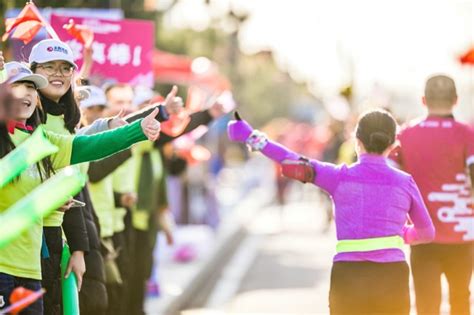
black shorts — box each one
[329,261,410,315]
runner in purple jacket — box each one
[228,109,435,315]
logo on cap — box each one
[46,46,68,54]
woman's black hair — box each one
[355,109,396,154]
[57,87,81,134]
[0,91,55,182]
[30,62,81,134]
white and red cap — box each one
[28,39,78,69]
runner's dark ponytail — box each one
[356,110,396,154]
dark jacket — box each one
[78,187,108,313]
[40,94,90,253]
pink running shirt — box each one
[391,115,474,243]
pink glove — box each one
[227,112,254,143]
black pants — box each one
[107,210,134,315]
[411,243,473,315]
[41,227,63,315]
[329,261,410,315]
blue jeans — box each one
[0,272,43,315]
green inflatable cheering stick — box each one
[0,126,58,188]
[0,167,86,248]
[61,243,80,315]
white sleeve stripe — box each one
[466,155,474,166]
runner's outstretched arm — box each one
[228,112,342,194]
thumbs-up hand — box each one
[227,111,254,143]
[108,108,128,129]
[141,107,161,141]
[163,85,183,115]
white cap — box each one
[29,39,78,69]
[78,86,108,109]
[5,61,48,89]
[133,86,154,107]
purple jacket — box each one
[262,140,435,263]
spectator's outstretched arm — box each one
[125,104,169,123]
[77,108,128,136]
[86,108,213,182]
[125,85,181,123]
[70,109,160,164]
[77,118,109,135]
[88,149,132,183]
[78,45,93,81]
[154,109,214,147]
